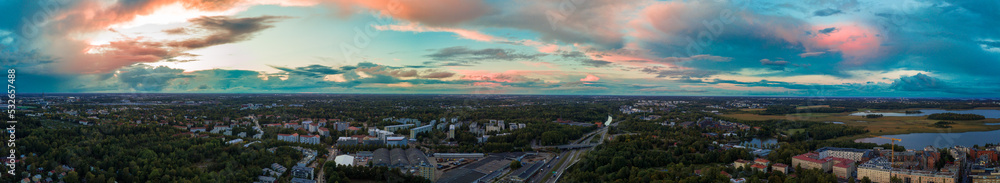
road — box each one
[315,148,338,183]
[533,115,616,183]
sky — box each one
[1,0,999,97]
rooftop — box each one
[793,152,830,164]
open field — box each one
[722,111,1000,138]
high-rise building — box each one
[448,125,456,139]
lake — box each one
[849,109,1000,119]
[854,129,1000,148]
[986,123,1000,126]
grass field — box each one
[722,111,1000,138]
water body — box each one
[986,123,1000,126]
[849,109,1000,119]
[854,129,1000,148]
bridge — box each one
[555,144,596,150]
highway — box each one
[532,115,616,183]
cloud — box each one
[271,64,349,77]
[759,59,789,66]
[979,40,1000,50]
[166,15,289,49]
[798,51,825,57]
[890,73,945,91]
[813,8,842,16]
[387,70,418,77]
[641,66,719,78]
[580,74,600,82]
[373,22,500,42]
[115,64,191,91]
[580,59,612,67]
[817,27,838,35]
[637,88,708,93]
[469,0,645,48]
[472,82,504,88]
[582,47,732,67]
[421,71,456,78]
[426,46,545,64]
[458,71,542,83]
[59,15,288,73]
[331,0,490,26]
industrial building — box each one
[335,155,355,166]
[369,148,435,181]
[505,160,546,182]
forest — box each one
[927,113,986,120]
[2,118,316,183]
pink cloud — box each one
[373,23,500,42]
[331,0,489,26]
[454,69,579,83]
[520,61,557,69]
[386,82,415,87]
[460,73,539,83]
[580,74,600,82]
[42,0,489,73]
[471,82,503,88]
[808,24,883,65]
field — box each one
[722,109,1000,138]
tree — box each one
[539,131,567,145]
[510,160,523,169]
[64,171,80,183]
[860,177,872,183]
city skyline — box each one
[3,0,1000,97]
